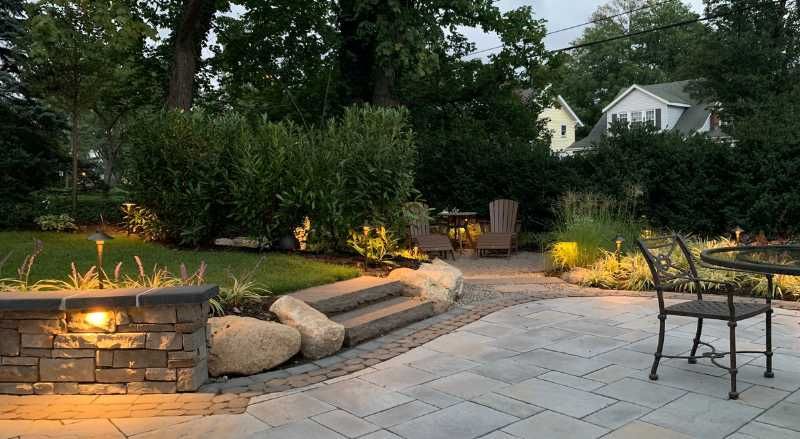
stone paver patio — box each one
[2,264,800,438]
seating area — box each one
[410,199,522,259]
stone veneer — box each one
[0,285,216,395]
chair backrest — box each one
[489,199,519,234]
[405,202,430,237]
[637,234,702,309]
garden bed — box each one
[0,231,360,296]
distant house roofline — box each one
[557,95,584,127]
[601,84,692,113]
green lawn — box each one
[0,231,360,294]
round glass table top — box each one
[700,246,800,276]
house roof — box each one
[517,89,583,127]
[572,80,721,150]
[556,95,584,127]
[601,80,694,113]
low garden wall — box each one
[0,285,217,395]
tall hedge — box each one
[124,106,416,249]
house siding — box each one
[606,89,671,129]
[666,106,684,130]
[539,106,578,152]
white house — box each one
[568,80,725,154]
[538,95,584,153]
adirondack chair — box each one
[406,203,456,260]
[476,199,519,257]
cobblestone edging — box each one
[0,276,796,420]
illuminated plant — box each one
[348,226,399,267]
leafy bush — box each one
[565,124,800,237]
[548,192,643,269]
[121,205,165,241]
[34,191,125,225]
[347,226,399,266]
[34,214,77,232]
[125,106,416,249]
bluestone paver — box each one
[389,401,517,439]
[502,410,608,439]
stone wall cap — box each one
[0,285,219,311]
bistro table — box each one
[439,210,478,253]
[701,245,800,299]
[700,245,800,380]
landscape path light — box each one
[87,229,114,289]
[614,235,625,263]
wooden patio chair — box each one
[406,203,455,260]
[476,199,519,257]
[638,234,773,399]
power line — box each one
[550,0,792,53]
[464,0,678,58]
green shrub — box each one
[35,191,125,225]
[124,105,417,250]
[34,214,77,232]
[347,226,399,266]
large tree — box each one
[694,0,800,144]
[165,0,222,110]
[0,0,66,227]
[557,0,708,132]
[24,0,152,213]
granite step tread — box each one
[331,296,436,346]
[288,276,402,315]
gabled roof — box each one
[601,80,694,113]
[556,95,584,127]
[571,80,725,150]
[517,89,584,127]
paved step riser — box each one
[313,283,401,314]
[341,301,436,347]
[290,277,403,315]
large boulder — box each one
[207,316,300,377]
[389,259,463,312]
[270,296,345,360]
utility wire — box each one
[464,0,678,58]
[465,0,790,58]
[550,0,792,53]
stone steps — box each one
[289,276,402,315]
[331,296,436,346]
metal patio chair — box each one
[406,203,456,260]
[637,234,773,399]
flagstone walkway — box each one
[3,271,800,438]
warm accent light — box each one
[734,226,744,246]
[85,311,110,327]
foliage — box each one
[32,191,125,226]
[567,123,800,236]
[209,258,271,316]
[23,0,155,213]
[548,192,643,269]
[348,226,399,266]
[125,105,417,250]
[122,205,165,242]
[0,0,67,229]
[0,231,359,295]
[577,235,800,300]
[34,214,77,232]
[550,241,580,271]
[556,0,708,132]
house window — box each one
[630,111,643,124]
[616,112,628,124]
[645,109,656,125]
[561,124,567,137]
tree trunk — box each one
[372,65,396,106]
[70,109,80,216]
[338,0,377,104]
[166,0,216,110]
